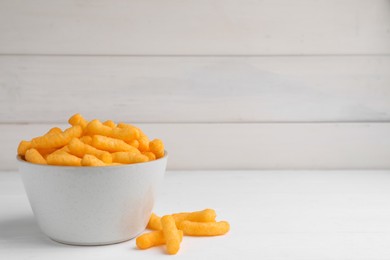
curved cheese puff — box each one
[17,140,31,156]
[111,126,139,142]
[147,213,162,230]
[161,215,181,255]
[85,119,112,136]
[46,151,81,166]
[136,230,183,250]
[172,209,216,226]
[19,128,63,156]
[92,135,140,153]
[68,138,112,163]
[25,148,47,165]
[31,125,82,149]
[138,132,150,152]
[149,139,164,159]
[111,152,148,164]
[179,221,230,236]
[68,113,88,129]
[118,123,148,150]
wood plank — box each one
[0,0,389,55]
[0,55,389,123]
[4,123,390,170]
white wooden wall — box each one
[1,0,389,170]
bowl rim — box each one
[17,150,168,169]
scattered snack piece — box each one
[139,209,229,255]
[179,221,230,236]
[161,215,181,255]
[172,209,216,226]
[25,148,47,165]
[17,114,165,166]
[147,213,163,230]
[148,209,217,231]
[136,230,183,250]
[81,154,106,166]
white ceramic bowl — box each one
[17,152,167,246]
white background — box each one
[1,0,390,170]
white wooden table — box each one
[1,170,390,259]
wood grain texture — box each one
[0,0,389,55]
[1,55,389,123]
[4,123,390,170]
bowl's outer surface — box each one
[17,154,167,245]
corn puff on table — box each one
[1,170,390,259]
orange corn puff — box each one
[81,154,106,166]
[136,230,183,250]
[36,147,58,157]
[161,215,181,255]
[68,138,112,163]
[142,152,156,161]
[85,119,112,136]
[25,148,47,165]
[31,125,82,149]
[179,221,230,236]
[111,126,139,142]
[149,139,164,159]
[79,136,92,145]
[111,152,148,164]
[46,151,81,166]
[137,132,150,152]
[147,213,162,230]
[127,139,139,148]
[172,209,216,226]
[17,140,31,156]
[45,127,62,135]
[92,135,140,153]
[68,113,88,129]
